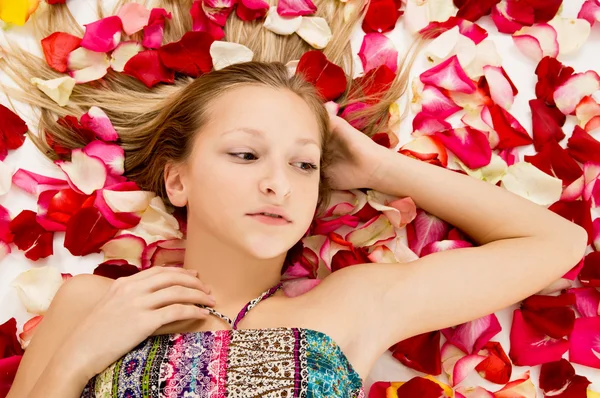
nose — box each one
[259,162,291,201]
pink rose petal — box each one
[277,0,317,17]
[483,65,515,110]
[415,83,463,119]
[452,354,487,386]
[80,15,123,53]
[435,127,492,169]
[512,23,559,62]
[358,32,398,74]
[578,0,600,26]
[116,3,151,35]
[82,140,124,176]
[566,286,600,318]
[12,169,69,196]
[142,8,172,49]
[412,112,453,136]
[447,314,502,354]
[420,55,476,94]
[554,71,600,115]
[190,1,225,40]
[281,278,321,297]
[80,106,118,142]
[568,316,600,368]
[55,148,108,195]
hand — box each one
[323,112,390,191]
[61,266,215,381]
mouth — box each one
[247,213,292,224]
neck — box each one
[182,226,286,307]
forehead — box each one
[201,85,322,145]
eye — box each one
[229,152,257,161]
[294,162,319,172]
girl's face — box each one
[165,85,323,259]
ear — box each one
[164,161,188,207]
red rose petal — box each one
[362,0,402,34]
[277,0,317,17]
[548,199,593,246]
[123,50,175,88]
[235,0,269,21]
[158,31,214,78]
[295,50,347,101]
[420,17,488,44]
[94,260,141,279]
[535,56,574,106]
[0,318,24,357]
[8,210,54,261]
[580,251,600,287]
[142,8,172,49]
[420,55,476,94]
[0,355,22,398]
[64,206,119,256]
[488,104,533,149]
[435,127,492,169]
[349,65,396,105]
[389,331,442,375]
[568,316,600,368]
[0,104,28,161]
[40,32,82,73]
[454,0,501,22]
[529,99,566,152]
[524,140,582,188]
[358,32,398,74]
[57,115,96,143]
[567,125,600,164]
[190,0,225,40]
[475,341,512,384]
[524,0,563,23]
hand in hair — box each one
[323,113,390,191]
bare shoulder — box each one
[7,273,112,398]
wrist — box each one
[366,147,397,192]
[51,344,94,385]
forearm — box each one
[27,348,90,398]
[371,150,587,247]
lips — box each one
[248,207,292,222]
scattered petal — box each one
[142,8,172,48]
[158,31,214,77]
[209,41,253,71]
[420,55,476,94]
[12,169,69,195]
[123,50,175,88]
[277,0,316,17]
[101,234,146,268]
[296,50,347,101]
[529,99,565,152]
[578,0,600,26]
[190,0,225,40]
[0,104,28,161]
[512,23,559,62]
[362,0,402,34]
[424,26,477,68]
[358,32,398,74]
[64,206,119,256]
[567,125,600,164]
[548,16,591,56]
[116,3,150,36]
[110,41,143,73]
[30,76,76,107]
[80,106,119,142]
[296,16,332,49]
[55,148,108,195]
[263,6,302,35]
[554,71,600,116]
[8,210,54,261]
[390,331,442,375]
[500,161,563,206]
[41,32,82,73]
[482,65,515,110]
[435,127,492,169]
[569,316,600,368]
[463,39,502,78]
[142,238,186,269]
[11,266,63,314]
[119,196,183,244]
[67,47,111,84]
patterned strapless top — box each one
[80,283,365,397]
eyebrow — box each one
[221,127,320,148]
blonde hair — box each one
[0,0,422,216]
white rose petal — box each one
[209,41,254,71]
[30,76,76,107]
[296,17,332,49]
[11,266,64,315]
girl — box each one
[2,0,587,397]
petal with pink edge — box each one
[483,65,514,110]
[10,266,64,315]
[501,162,562,206]
[548,16,591,55]
[463,39,502,78]
[277,0,317,17]
[411,79,462,119]
[142,8,172,49]
[101,234,146,268]
[55,148,108,195]
[412,112,452,136]
[83,140,125,176]
[116,3,150,35]
[578,0,600,26]
[142,239,186,269]
[567,286,600,318]
[493,370,537,397]
[67,47,110,84]
[425,26,476,68]
[454,154,507,185]
[80,106,119,142]
[358,32,398,74]
[569,316,600,368]
[420,55,476,94]
[263,6,302,35]
[576,96,600,129]
[366,190,417,229]
[434,127,492,169]
[120,196,183,244]
[80,15,123,53]
[30,76,76,107]
[345,214,395,247]
[554,71,600,115]
[448,314,502,354]
[512,23,559,62]
[451,354,487,386]
[12,169,69,196]
[110,41,143,72]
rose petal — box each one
[569,316,600,368]
[488,104,533,149]
[277,0,316,17]
[110,41,143,73]
[358,32,398,74]
[493,370,537,397]
[366,191,417,229]
[142,8,172,48]
[263,6,302,35]
[420,55,477,93]
[567,125,600,164]
[0,104,28,161]
[535,56,574,106]
[463,39,502,78]
[94,260,140,279]
[500,162,563,206]
[80,15,123,53]
[116,3,150,35]
[424,26,477,68]
[405,208,450,257]
[578,0,600,26]
[37,188,89,231]
[390,332,442,375]
[41,32,82,73]
[64,206,119,256]
[491,0,533,34]
[101,234,146,268]
[567,286,600,318]
[209,41,253,71]
[190,0,225,40]
[119,196,183,244]
[0,0,40,25]
[419,16,489,45]
[435,127,492,169]
[451,354,487,386]
[30,76,76,107]
[412,112,453,136]
[67,47,110,84]
[554,71,600,115]
[11,266,63,314]
[235,0,269,21]
[295,16,332,49]
[404,0,431,34]
[158,31,214,77]
[18,315,43,350]
[8,210,54,261]
[455,0,500,22]
[529,99,566,152]
[141,238,186,269]
[55,148,108,195]
[474,341,513,384]
[482,65,515,110]
[80,106,119,142]
[512,23,559,62]
[362,0,402,34]
[454,152,508,185]
[548,16,591,56]
[345,214,395,247]
[123,49,175,88]
[11,169,69,196]
[447,314,502,355]
[398,134,449,168]
[296,50,347,101]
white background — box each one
[0,0,599,394]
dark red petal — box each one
[158,31,214,77]
[389,331,442,375]
[535,56,574,106]
[56,115,96,144]
[0,355,22,398]
[0,104,28,160]
[580,252,600,287]
[420,16,488,44]
[521,306,575,339]
[529,99,565,152]
[0,318,24,357]
[539,358,576,392]
[64,207,119,256]
[8,210,54,261]
[235,0,268,21]
[361,0,401,34]
[523,0,563,23]
[524,140,582,188]
[548,200,593,246]
[331,247,370,272]
[371,132,391,148]
[454,0,501,22]
[311,214,359,235]
[190,1,225,40]
[349,65,396,105]
[41,188,89,226]
[41,32,82,73]
[296,50,347,101]
[489,104,533,149]
[567,125,600,164]
[46,0,66,4]
[394,376,446,397]
[475,341,512,384]
[94,260,140,279]
[123,50,175,88]
[352,202,380,223]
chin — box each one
[242,235,298,260]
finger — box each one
[146,285,216,309]
[125,265,195,283]
[140,272,212,296]
[152,304,210,328]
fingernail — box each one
[208,296,216,304]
